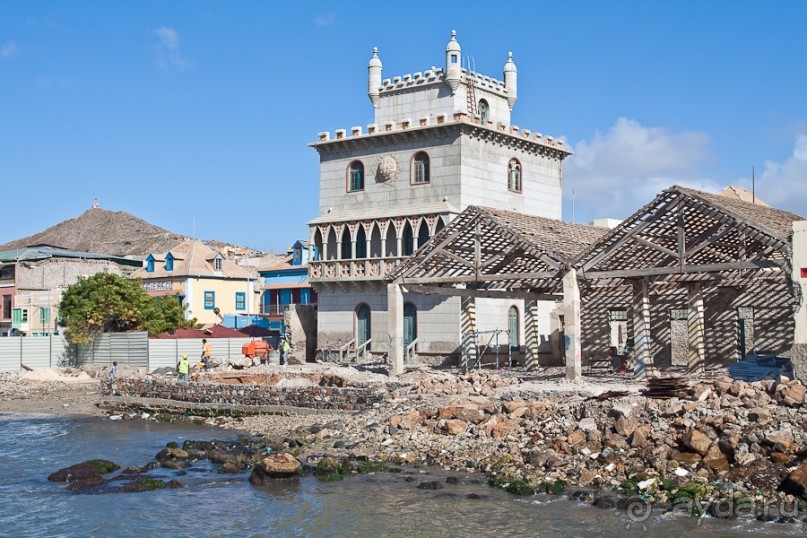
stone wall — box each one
[284,304,317,363]
[17,259,123,290]
[103,378,407,413]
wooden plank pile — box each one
[641,377,690,399]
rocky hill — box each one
[0,208,192,257]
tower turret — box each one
[368,47,383,108]
[503,51,518,110]
[445,30,462,93]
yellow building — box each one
[132,240,258,326]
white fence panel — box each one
[0,338,21,372]
[20,338,53,369]
[148,340,179,371]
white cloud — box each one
[1,41,19,59]
[153,27,187,70]
[565,117,719,222]
[754,135,807,217]
[313,11,338,26]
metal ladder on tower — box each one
[465,55,477,116]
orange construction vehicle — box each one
[242,340,272,365]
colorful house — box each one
[132,239,258,327]
[0,244,141,336]
[259,240,317,334]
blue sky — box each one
[2,1,806,253]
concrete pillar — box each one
[687,283,706,374]
[380,237,387,257]
[524,299,540,370]
[632,279,651,379]
[461,296,477,371]
[790,221,807,380]
[387,282,404,375]
[351,240,357,260]
[562,269,582,381]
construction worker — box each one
[201,338,212,370]
[177,355,189,382]
[279,337,291,366]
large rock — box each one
[701,445,729,472]
[671,451,702,466]
[780,382,806,407]
[765,428,794,448]
[779,462,807,497]
[399,411,422,430]
[685,429,712,456]
[614,417,637,437]
[728,458,788,491]
[444,419,468,435]
[748,407,772,424]
[250,453,302,484]
[490,417,519,439]
[48,459,119,482]
[438,405,485,424]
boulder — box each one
[399,411,422,430]
[614,417,637,437]
[780,382,806,407]
[684,429,712,456]
[701,445,730,472]
[438,405,485,424]
[48,460,119,482]
[748,408,772,424]
[727,458,787,491]
[671,451,702,466]
[250,453,302,484]
[444,419,467,435]
[764,428,794,447]
[491,418,519,439]
[567,430,586,446]
[779,462,807,497]
[120,476,167,492]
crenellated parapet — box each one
[312,115,571,159]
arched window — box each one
[340,229,352,259]
[402,222,415,256]
[348,161,364,192]
[508,158,522,193]
[356,226,367,258]
[165,253,174,271]
[508,306,519,349]
[412,152,430,184]
[416,221,430,249]
[313,229,324,261]
[478,99,489,124]
[146,255,155,273]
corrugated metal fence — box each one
[0,333,253,373]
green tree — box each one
[139,296,195,336]
[59,272,195,344]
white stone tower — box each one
[368,47,382,108]
[503,52,518,110]
[445,30,462,93]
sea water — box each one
[0,413,802,537]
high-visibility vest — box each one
[178,359,189,374]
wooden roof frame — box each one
[574,185,804,287]
[389,186,804,298]
[389,206,604,298]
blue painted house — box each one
[259,241,317,334]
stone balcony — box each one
[309,256,406,282]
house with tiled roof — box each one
[132,239,258,326]
[258,240,317,335]
[0,244,142,336]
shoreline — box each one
[5,366,807,523]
